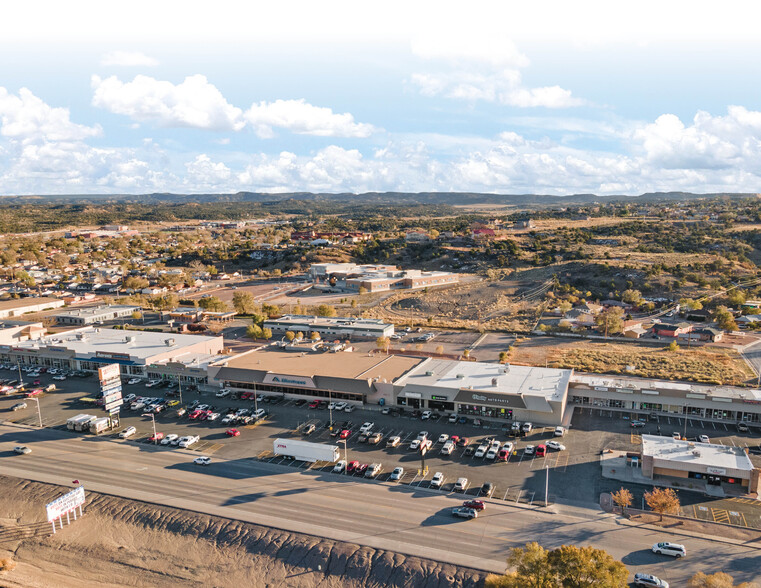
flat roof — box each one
[642,434,755,472]
[572,373,761,402]
[53,305,139,318]
[266,315,391,328]
[12,327,221,361]
[221,348,424,382]
[400,360,572,400]
[0,297,62,311]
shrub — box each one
[0,558,17,572]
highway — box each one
[1,424,760,585]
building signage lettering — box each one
[263,373,316,389]
[742,399,761,405]
[593,386,608,392]
[98,363,121,383]
[615,388,634,394]
[706,467,727,476]
[641,389,659,395]
[453,388,526,409]
[430,395,449,401]
[96,351,131,361]
[686,394,706,399]
[45,486,85,522]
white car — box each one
[486,445,500,460]
[633,573,670,588]
[554,426,566,437]
[474,444,488,458]
[332,460,346,473]
[344,405,355,412]
[161,433,179,445]
[178,435,200,448]
[698,434,710,443]
[11,402,27,411]
[416,431,429,440]
[207,412,220,421]
[522,422,533,433]
[546,441,566,451]
[334,402,347,411]
[130,402,145,411]
[123,393,137,403]
[524,445,535,456]
[386,436,401,448]
[672,432,681,440]
[454,477,468,492]
[421,410,432,420]
[365,463,382,478]
[359,422,374,434]
[437,433,449,444]
[216,389,230,398]
[448,413,458,423]
[145,379,161,388]
[14,446,32,455]
[127,378,142,385]
[52,375,66,381]
[390,467,404,481]
[440,440,455,455]
[430,472,445,488]
[194,456,211,466]
[409,439,421,451]
[328,402,337,410]
[119,426,137,439]
[651,542,686,558]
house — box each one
[577,302,603,315]
[405,230,430,243]
[564,309,597,326]
[652,322,692,338]
[684,308,712,322]
[513,219,534,229]
[471,228,496,240]
[681,327,724,342]
[623,325,649,339]
[737,315,761,328]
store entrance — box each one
[429,400,454,411]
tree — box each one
[611,487,633,516]
[262,303,280,318]
[50,252,69,270]
[462,349,471,359]
[315,304,337,317]
[621,289,642,305]
[727,290,747,307]
[715,306,738,331]
[688,571,760,588]
[643,487,681,521]
[131,311,143,321]
[285,330,296,342]
[262,327,272,340]
[350,299,358,308]
[358,286,368,295]
[595,307,624,337]
[124,276,149,291]
[197,296,228,312]
[499,351,508,364]
[666,340,679,352]
[485,542,628,588]
[232,291,257,315]
[435,345,445,355]
[376,336,390,353]
[310,331,321,341]
[246,324,263,339]
[679,297,703,311]
[295,331,304,341]
[558,300,573,313]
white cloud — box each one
[184,154,232,188]
[91,74,245,131]
[0,87,102,143]
[243,99,376,138]
[100,50,159,67]
[412,34,529,68]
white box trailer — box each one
[67,414,94,430]
[273,438,340,463]
[89,417,111,434]
[75,415,98,431]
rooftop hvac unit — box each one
[425,371,434,376]
[692,450,701,457]
[456,374,464,379]
[491,377,498,386]
[164,338,175,347]
[125,336,135,344]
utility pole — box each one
[178,377,183,406]
[142,413,157,443]
[31,397,42,428]
[341,439,348,472]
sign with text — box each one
[98,363,121,383]
[453,389,527,409]
[46,486,85,522]
[263,373,316,389]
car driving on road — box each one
[633,573,669,588]
[451,507,477,519]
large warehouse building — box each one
[0,327,224,379]
[53,305,141,326]
[641,434,760,493]
[263,315,394,339]
[0,297,64,319]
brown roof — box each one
[0,297,62,311]
[223,349,424,382]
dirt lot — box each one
[509,338,755,385]
[0,476,484,588]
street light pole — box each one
[545,464,550,506]
[31,397,42,428]
[142,413,157,443]
[342,439,348,473]
[178,377,183,406]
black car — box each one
[317,401,328,409]
[294,399,306,407]
[411,409,422,418]
[479,482,494,497]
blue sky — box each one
[1,1,760,196]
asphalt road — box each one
[2,424,760,586]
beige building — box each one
[0,297,64,319]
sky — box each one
[1,0,761,196]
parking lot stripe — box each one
[712,422,717,429]
[712,508,730,524]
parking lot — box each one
[3,367,761,526]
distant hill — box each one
[0,191,757,206]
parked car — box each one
[451,507,478,519]
[454,477,468,492]
[11,402,27,411]
[386,436,401,448]
[633,573,670,588]
[389,467,404,481]
[738,422,749,432]
[193,456,212,466]
[161,434,179,445]
[437,433,449,444]
[698,434,710,443]
[546,441,566,451]
[127,378,142,385]
[302,423,316,435]
[524,445,535,456]
[332,460,346,473]
[226,428,241,437]
[178,435,200,448]
[631,420,646,428]
[368,432,383,444]
[448,413,458,423]
[457,436,469,447]
[440,440,455,455]
[359,422,374,434]
[409,439,422,451]
[344,404,355,412]
[474,444,488,458]
[480,482,494,497]
[536,444,547,457]
[365,463,382,478]
[119,426,137,439]
[148,432,165,442]
[430,472,444,488]
[339,429,351,440]
[421,410,432,420]
[554,426,565,437]
[651,542,686,558]
[671,432,681,440]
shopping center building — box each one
[641,434,760,493]
[0,327,224,379]
[569,373,761,424]
[263,315,394,340]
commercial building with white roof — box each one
[569,373,761,424]
[394,360,573,424]
[263,315,394,339]
[0,327,224,380]
[641,434,759,493]
[52,305,140,326]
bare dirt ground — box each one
[0,476,484,588]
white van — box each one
[651,542,686,558]
[252,408,266,420]
[454,477,468,492]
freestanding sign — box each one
[45,486,86,533]
[98,363,122,419]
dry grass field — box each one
[510,339,755,385]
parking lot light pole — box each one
[142,413,157,444]
[30,397,42,428]
[341,439,348,473]
[178,377,183,406]
[544,464,550,506]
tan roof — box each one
[0,297,62,311]
[224,349,424,382]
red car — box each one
[189,409,203,420]
[226,428,240,437]
[241,391,254,400]
[346,460,359,473]
[498,449,510,462]
[536,444,547,457]
[339,429,351,439]
[308,400,320,409]
[356,463,368,475]
[463,500,485,511]
[148,432,165,442]
[33,379,41,385]
[25,389,42,398]
[450,435,460,444]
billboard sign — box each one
[98,363,121,383]
[46,486,86,522]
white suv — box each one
[359,422,374,434]
[454,477,468,492]
[430,472,444,488]
[651,542,686,558]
